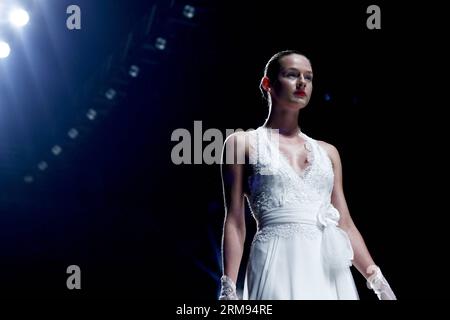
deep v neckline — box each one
[260,126,315,179]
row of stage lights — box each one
[22,3,199,184]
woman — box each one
[219,50,396,300]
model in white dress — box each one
[242,126,358,299]
[219,51,396,301]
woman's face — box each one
[270,54,313,110]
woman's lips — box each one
[294,91,306,97]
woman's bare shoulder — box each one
[317,140,340,163]
[223,129,256,160]
[224,130,251,145]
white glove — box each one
[366,265,397,300]
[218,275,238,300]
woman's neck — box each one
[263,107,301,137]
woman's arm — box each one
[320,142,376,278]
[220,132,248,295]
[320,141,396,299]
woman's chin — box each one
[289,100,308,110]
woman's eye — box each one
[287,73,298,78]
[305,75,313,81]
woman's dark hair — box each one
[260,50,310,100]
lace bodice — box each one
[244,127,353,268]
[246,126,335,224]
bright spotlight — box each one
[0,41,11,59]
[9,8,30,28]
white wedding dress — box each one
[242,126,359,300]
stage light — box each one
[24,175,34,183]
[155,37,166,50]
[105,88,116,100]
[0,41,11,59]
[324,93,331,101]
[129,65,140,78]
[37,161,48,171]
[51,145,62,156]
[86,109,97,120]
[9,8,30,28]
[183,5,195,19]
[68,128,79,139]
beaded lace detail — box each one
[252,223,322,244]
[246,126,335,241]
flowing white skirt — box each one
[242,224,359,300]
